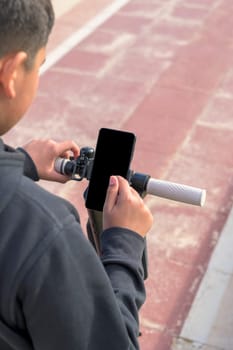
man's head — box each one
[0,0,54,69]
[0,0,55,135]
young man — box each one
[0,1,153,349]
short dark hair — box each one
[0,0,55,68]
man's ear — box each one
[0,52,27,99]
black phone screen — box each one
[85,128,136,211]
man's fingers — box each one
[56,140,80,158]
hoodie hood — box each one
[0,139,25,214]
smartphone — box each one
[85,128,136,211]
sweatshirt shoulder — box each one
[20,175,79,220]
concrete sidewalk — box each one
[5,0,233,349]
[173,205,233,349]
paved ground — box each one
[173,206,233,350]
[4,0,233,349]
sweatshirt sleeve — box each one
[18,221,146,350]
[101,228,146,345]
[3,143,39,181]
[17,147,39,181]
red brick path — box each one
[5,0,233,349]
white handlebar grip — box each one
[54,157,67,174]
[147,178,206,206]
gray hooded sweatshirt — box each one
[0,138,146,350]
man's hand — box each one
[103,176,153,237]
[22,139,80,183]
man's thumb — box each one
[104,176,119,211]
